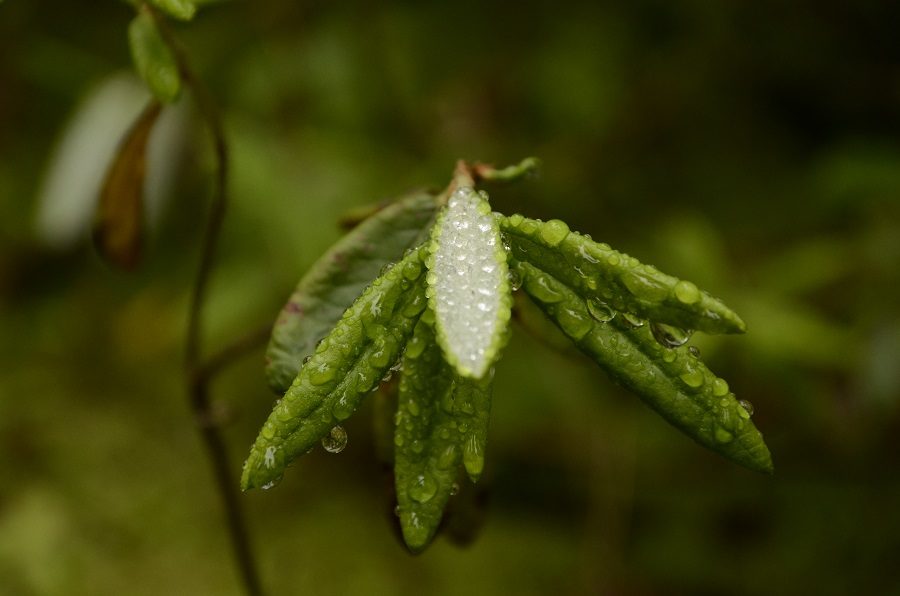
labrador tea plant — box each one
[242,164,773,553]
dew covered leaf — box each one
[500,214,746,335]
[92,101,162,270]
[128,11,181,103]
[242,247,430,491]
[515,259,772,474]
[266,191,439,393]
[394,317,494,552]
[426,187,512,379]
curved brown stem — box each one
[142,5,264,595]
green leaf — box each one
[128,12,181,104]
[425,187,512,379]
[266,191,439,393]
[394,317,494,552]
[148,0,197,21]
[500,214,746,335]
[242,247,430,491]
[515,259,773,474]
[92,101,161,270]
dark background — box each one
[2,1,899,594]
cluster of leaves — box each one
[243,161,773,553]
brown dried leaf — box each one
[92,101,162,270]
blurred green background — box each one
[2,1,900,594]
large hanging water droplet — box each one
[408,474,438,503]
[650,322,692,348]
[586,298,616,323]
[738,399,754,416]
[321,425,348,453]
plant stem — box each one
[143,5,264,595]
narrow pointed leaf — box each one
[148,0,197,21]
[500,215,746,334]
[266,191,439,393]
[394,318,495,551]
[515,259,772,474]
[394,319,459,552]
[128,11,181,103]
[426,187,512,379]
[456,374,492,483]
[242,248,429,490]
[92,101,161,270]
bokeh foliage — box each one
[1,0,899,594]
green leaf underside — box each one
[426,188,512,379]
[128,12,181,104]
[148,0,197,21]
[499,215,746,335]
[514,259,772,474]
[242,247,430,491]
[266,191,439,393]
[395,318,493,552]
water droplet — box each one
[507,213,524,227]
[539,219,570,246]
[619,312,645,329]
[523,272,564,303]
[463,434,485,478]
[714,427,734,444]
[302,355,312,365]
[379,262,394,277]
[393,504,401,517]
[688,346,701,358]
[508,268,523,291]
[408,474,438,503]
[650,322,692,348]
[262,446,276,470]
[261,480,277,490]
[332,392,355,421]
[622,269,669,302]
[308,361,336,385]
[586,298,616,323]
[321,425,348,453]
[437,444,458,469]
[738,399,754,416]
[673,280,700,304]
[679,369,704,389]
[450,482,460,496]
[712,378,729,397]
[403,260,422,281]
[556,306,594,340]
